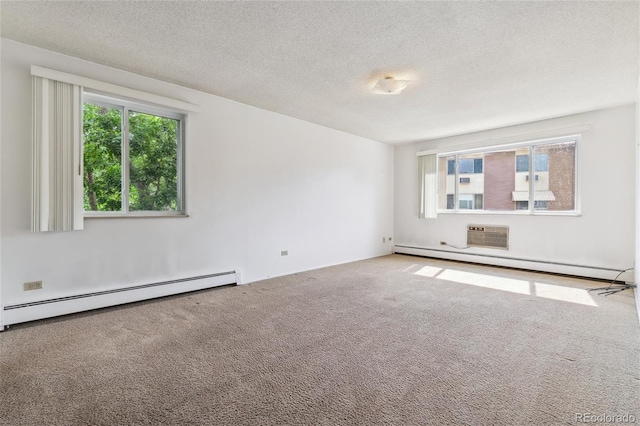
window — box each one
[83,93,185,215]
[474,194,484,209]
[439,153,485,211]
[450,158,483,174]
[459,159,474,174]
[515,153,549,172]
[459,194,473,209]
[447,160,455,175]
[535,200,549,210]
[434,136,577,214]
[446,194,455,210]
[516,201,549,210]
[458,194,484,210]
[516,155,529,172]
[31,66,197,231]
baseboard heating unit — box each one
[2,271,238,328]
[393,245,632,283]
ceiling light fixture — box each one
[373,76,410,95]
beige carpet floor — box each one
[1,254,638,425]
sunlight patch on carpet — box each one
[534,282,598,306]
[437,269,530,295]
[413,265,443,277]
[413,265,599,306]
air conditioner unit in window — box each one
[467,225,509,249]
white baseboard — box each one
[2,271,238,328]
[393,245,632,282]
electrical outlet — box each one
[24,280,43,291]
[383,237,386,243]
[281,250,288,256]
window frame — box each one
[83,90,187,217]
[436,134,580,216]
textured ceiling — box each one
[1,1,638,144]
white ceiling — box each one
[1,1,638,144]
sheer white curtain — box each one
[418,154,437,219]
[32,75,84,232]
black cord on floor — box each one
[588,267,636,296]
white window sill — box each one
[84,213,190,219]
[436,210,581,217]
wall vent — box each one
[467,225,509,250]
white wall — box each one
[0,39,394,320]
[0,39,3,321]
[636,74,640,323]
[395,105,636,281]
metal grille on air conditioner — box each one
[467,225,509,249]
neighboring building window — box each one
[83,93,185,215]
[515,153,549,172]
[516,201,550,210]
[446,194,454,210]
[515,155,529,172]
[455,158,484,174]
[459,194,474,209]
[534,200,549,210]
[474,194,484,209]
[459,159,474,174]
[458,194,484,210]
[436,136,577,213]
[448,158,483,174]
[535,154,549,172]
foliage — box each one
[83,104,122,211]
[129,111,178,211]
[83,104,179,212]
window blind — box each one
[418,154,437,219]
[32,75,84,232]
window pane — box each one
[459,158,474,174]
[439,156,455,209]
[508,147,532,211]
[128,111,180,211]
[474,158,483,173]
[516,155,529,172]
[534,153,549,172]
[459,194,473,209]
[533,141,576,211]
[459,153,484,209]
[447,159,455,175]
[83,103,123,212]
[534,200,548,210]
[474,194,483,209]
[482,148,528,211]
[446,194,454,209]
